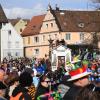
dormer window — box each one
[33,25,36,28]
[51,23,53,27]
[78,23,85,28]
[46,24,48,28]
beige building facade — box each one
[22,6,100,58]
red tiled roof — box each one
[53,10,100,32]
[0,4,8,23]
[21,14,45,37]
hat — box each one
[19,72,33,87]
[71,55,81,64]
[67,62,91,81]
[0,81,7,89]
[24,68,34,75]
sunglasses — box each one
[79,75,89,80]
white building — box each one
[1,23,23,61]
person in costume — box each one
[75,84,100,100]
[0,81,7,100]
[63,60,91,100]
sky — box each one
[0,0,96,19]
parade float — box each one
[51,45,71,71]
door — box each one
[58,56,65,69]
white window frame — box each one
[34,49,39,55]
[46,24,48,28]
[66,33,71,40]
[34,36,39,43]
[80,32,84,40]
[43,35,45,41]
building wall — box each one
[1,23,23,61]
[60,32,92,44]
[14,19,28,34]
[40,10,59,33]
[23,9,99,58]
[25,46,49,58]
[23,32,59,58]
[23,10,60,58]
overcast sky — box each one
[0,0,95,19]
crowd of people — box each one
[0,55,99,100]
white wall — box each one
[1,23,23,61]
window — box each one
[66,33,71,40]
[20,28,22,32]
[51,23,53,27]
[40,25,42,29]
[78,23,85,28]
[46,24,48,28]
[15,41,19,48]
[49,35,51,39]
[8,52,11,57]
[15,52,19,56]
[25,24,27,26]
[8,41,11,48]
[23,38,25,44]
[33,26,36,28]
[43,35,45,41]
[35,49,39,54]
[34,37,39,43]
[28,37,30,44]
[80,33,84,40]
[55,34,57,39]
[8,30,11,35]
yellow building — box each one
[22,5,100,58]
[9,18,30,34]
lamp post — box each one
[48,38,54,60]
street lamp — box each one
[48,38,54,59]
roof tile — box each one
[21,14,45,37]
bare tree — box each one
[91,0,100,51]
[81,0,100,51]
[92,0,100,3]
[91,0,100,9]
